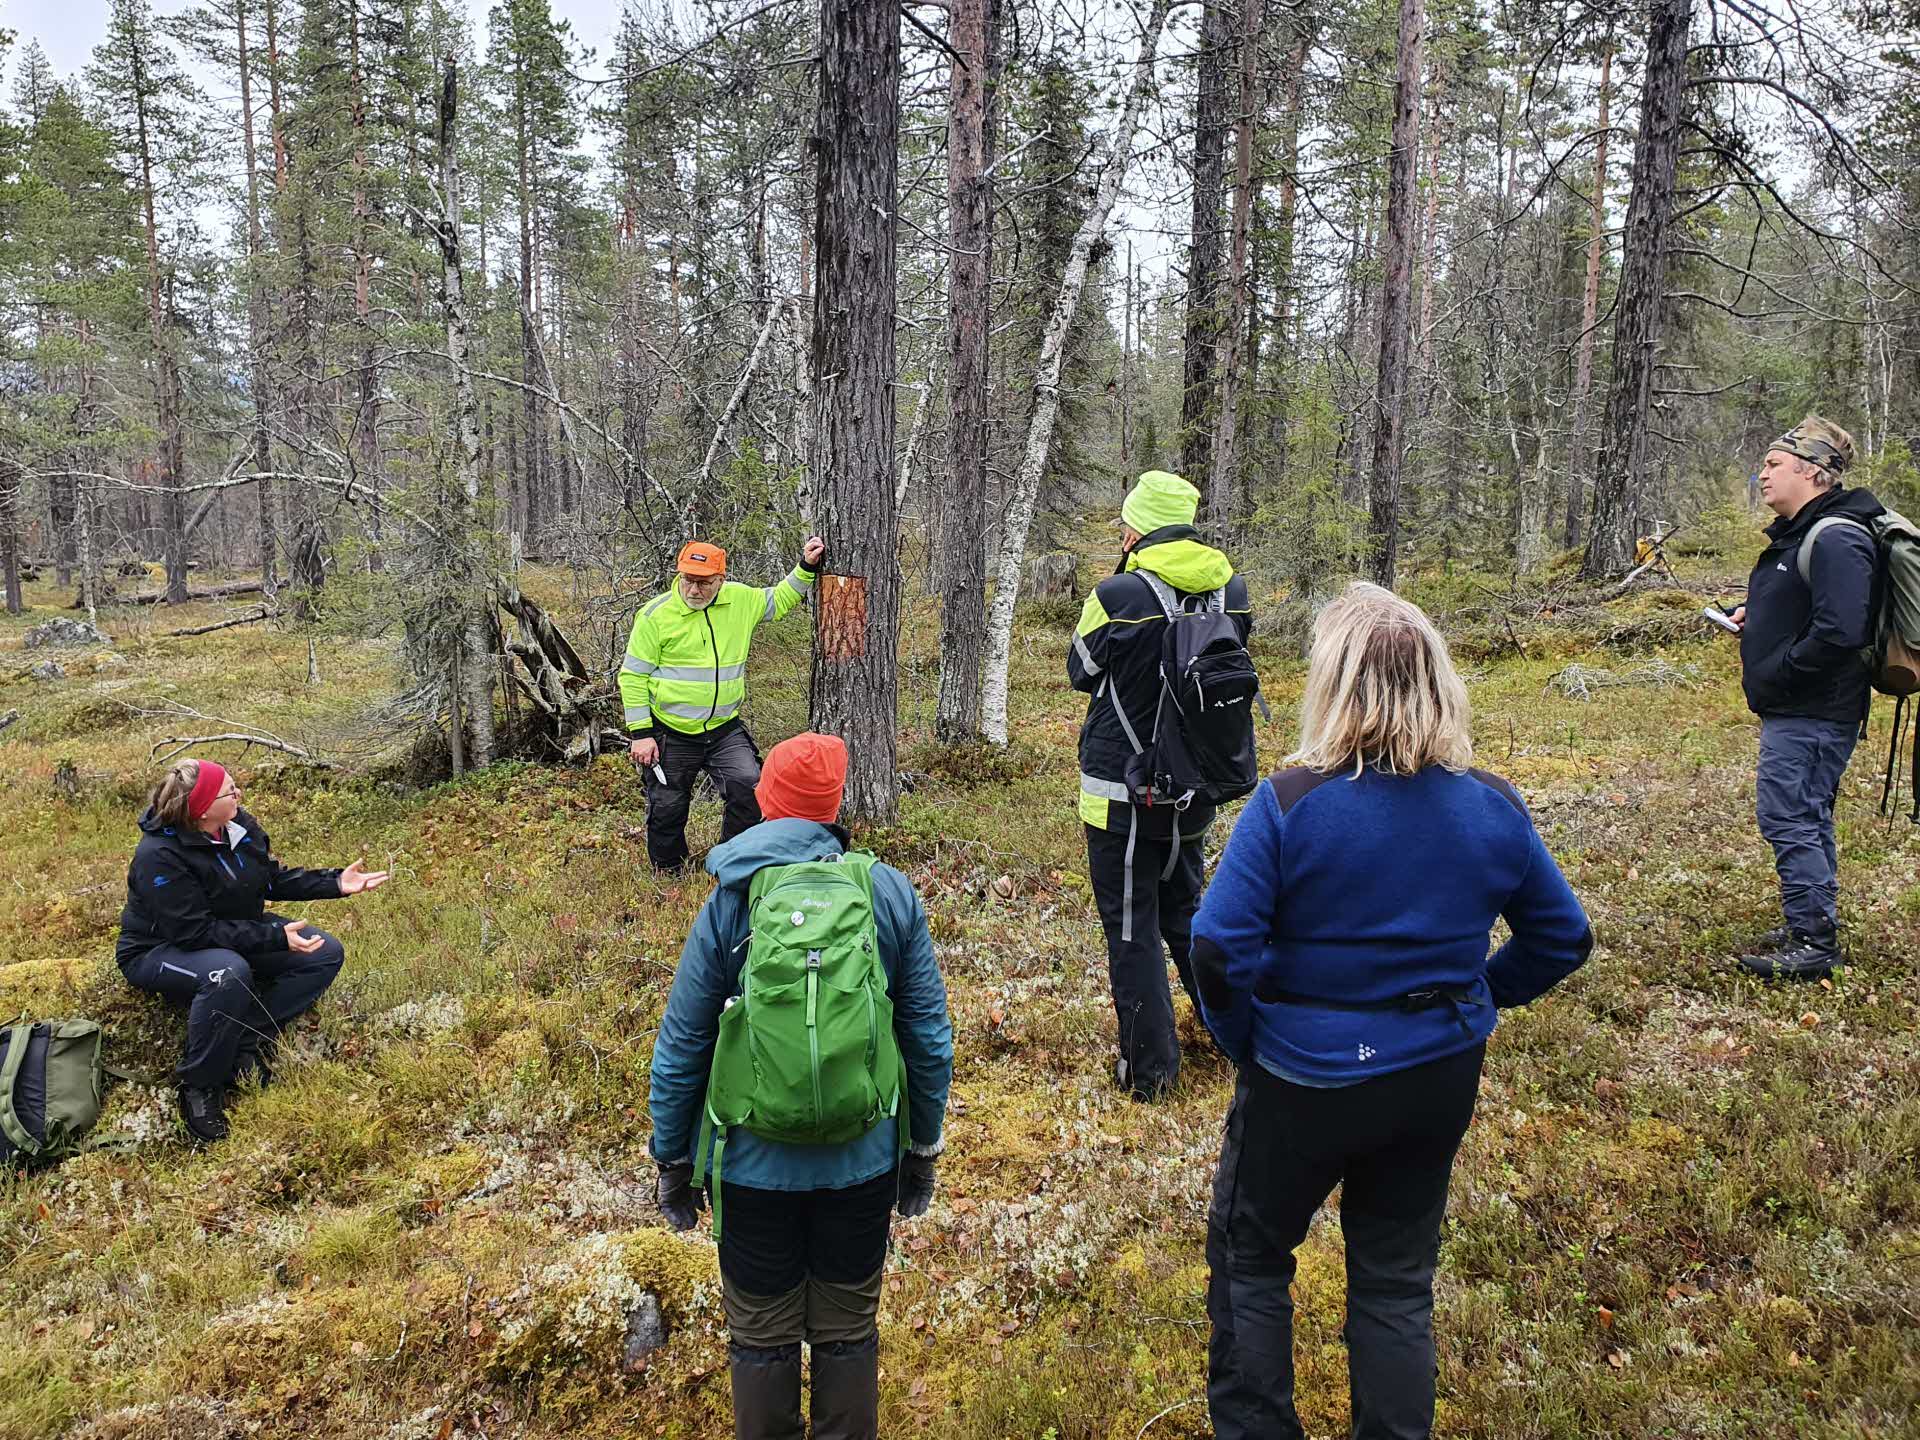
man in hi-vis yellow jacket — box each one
[619,536,825,870]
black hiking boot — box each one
[232,1040,274,1090]
[178,1085,230,1144]
[1737,931,1840,981]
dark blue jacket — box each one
[1740,485,1882,724]
[1192,766,1591,1085]
[647,819,953,1191]
[117,807,342,967]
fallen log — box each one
[119,581,266,607]
[163,607,273,638]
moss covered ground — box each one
[1,537,1916,1439]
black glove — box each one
[656,1161,701,1232]
[897,1150,938,1218]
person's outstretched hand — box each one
[897,1151,937,1218]
[801,536,827,571]
[656,1162,701,1231]
[339,860,390,896]
[283,920,325,954]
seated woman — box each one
[117,758,389,1143]
[1193,582,1592,1440]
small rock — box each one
[623,1292,667,1370]
[23,618,110,649]
[30,660,67,682]
[92,651,129,669]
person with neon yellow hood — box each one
[1067,471,1252,1100]
[620,536,825,870]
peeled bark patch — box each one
[817,573,868,662]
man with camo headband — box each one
[1723,415,1884,979]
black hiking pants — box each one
[1084,801,1212,1099]
[120,927,346,1090]
[646,720,764,870]
[1207,1042,1485,1440]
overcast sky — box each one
[3,0,639,80]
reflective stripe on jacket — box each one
[617,565,815,736]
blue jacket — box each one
[1192,765,1591,1085]
[647,819,953,1191]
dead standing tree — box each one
[935,0,1001,743]
[1365,0,1426,587]
[424,56,498,771]
[807,0,904,823]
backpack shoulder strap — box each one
[1797,515,1873,585]
[1132,569,1179,619]
[0,1022,42,1157]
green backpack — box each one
[695,852,908,1239]
[0,1019,107,1167]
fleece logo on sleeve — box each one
[153,875,170,887]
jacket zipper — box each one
[703,608,720,722]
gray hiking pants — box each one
[1756,715,1858,938]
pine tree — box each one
[87,0,212,604]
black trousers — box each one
[647,721,764,869]
[1085,803,1211,1098]
[120,927,345,1089]
[1206,1043,1485,1440]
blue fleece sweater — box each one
[1192,765,1591,1085]
[647,819,954,1191]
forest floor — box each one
[1,533,1917,1440]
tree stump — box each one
[1021,552,1079,603]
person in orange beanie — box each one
[648,732,953,1440]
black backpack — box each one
[1114,570,1267,809]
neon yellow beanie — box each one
[1121,470,1200,534]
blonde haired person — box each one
[1723,415,1884,979]
[1190,583,1591,1440]
[117,759,389,1143]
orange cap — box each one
[756,733,849,824]
[676,541,728,578]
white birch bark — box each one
[981,0,1173,745]
[698,297,785,492]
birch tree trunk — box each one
[936,0,1000,743]
[1583,0,1690,579]
[982,0,1174,745]
[1365,0,1425,587]
[1564,37,1612,549]
[806,0,903,823]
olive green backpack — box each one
[0,1019,110,1167]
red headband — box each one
[186,761,229,821]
